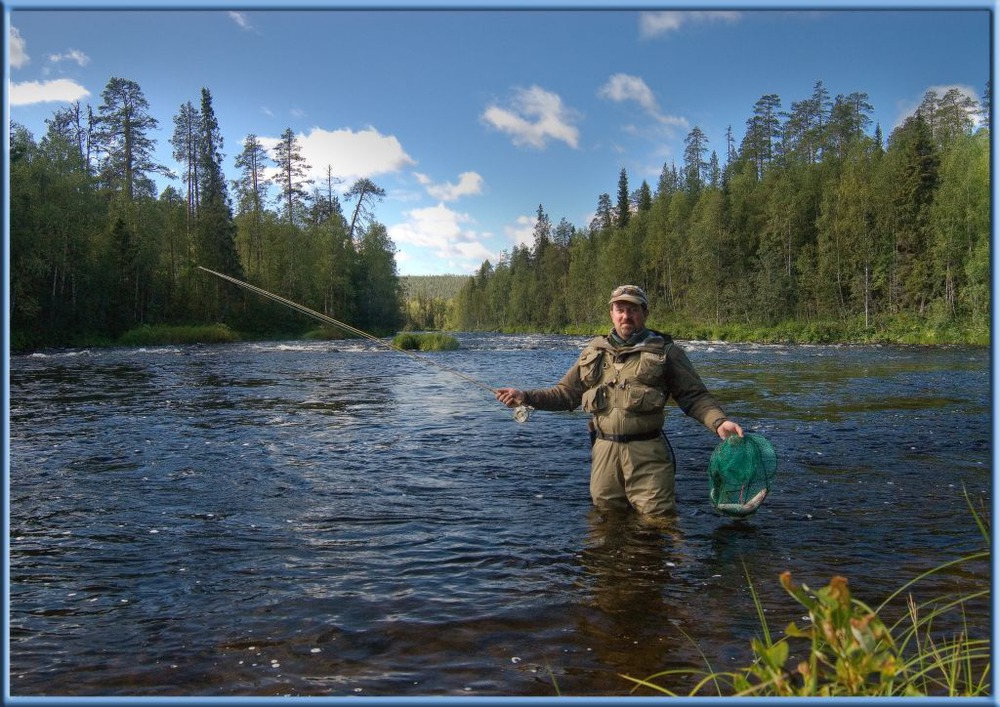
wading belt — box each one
[588,422,663,446]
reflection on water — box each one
[8,336,990,696]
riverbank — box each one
[564,314,990,347]
[10,314,989,354]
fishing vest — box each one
[578,331,673,437]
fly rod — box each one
[198,266,532,422]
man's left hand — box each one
[717,420,744,439]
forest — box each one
[452,83,990,344]
[10,78,402,351]
[9,77,991,350]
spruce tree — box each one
[615,167,630,228]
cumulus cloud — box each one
[481,85,581,149]
[414,171,484,201]
[47,49,90,67]
[505,214,537,250]
[10,78,90,106]
[639,11,742,38]
[388,203,496,270]
[260,125,416,186]
[10,26,29,69]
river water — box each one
[8,334,991,698]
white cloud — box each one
[598,73,659,114]
[260,125,416,186]
[481,85,581,149]
[47,49,90,67]
[597,73,689,135]
[505,214,536,250]
[228,11,253,30]
[597,73,688,128]
[639,11,742,38]
[414,171,484,201]
[10,78,90,106]
[10,26,29,69]
[389,203,497,269]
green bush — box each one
[391,332,460,351]
[118,323,240,346]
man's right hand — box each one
[495,387,525,408]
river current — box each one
[8,334,991,697]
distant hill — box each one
[400,274,469,301]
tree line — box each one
[10,78,990,350]
[452,82,990,341]
[10,76,403,350]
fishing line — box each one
[198,266,533,422]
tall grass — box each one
[623,489,990,697]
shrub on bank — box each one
[118,323,240,345]
[392,332,460,351]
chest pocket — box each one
[633,350,667,386]
[578,348,608,413]
[577,348,605,388]
[618,350,668,413]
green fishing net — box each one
[708,433,777,517]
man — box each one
[495,284,743,516]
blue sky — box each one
[7,3,992,276]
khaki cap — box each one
[609,284,648,308]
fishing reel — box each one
[513,405,534,424]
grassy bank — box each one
[117,323,241,346]
[13,312,987,354]
[624,492,990,697]
[560,314,990,347]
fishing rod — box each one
[198,266,533,423]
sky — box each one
[6,2,993,276]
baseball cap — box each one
[609,285,648,308]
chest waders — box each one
[580,339,680,515]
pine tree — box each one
[591,193,613,231]
[311,166,345,226]
[272,127,313,226]
[827,92,874,160]
[345,178,386,241]
[92,77,172,199]
[233,134,271,277]
[741,94,782,178]
[170,101,201,232]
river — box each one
[8,334,991,698]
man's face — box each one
[610,301,647,339]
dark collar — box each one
[609,327,650,348]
